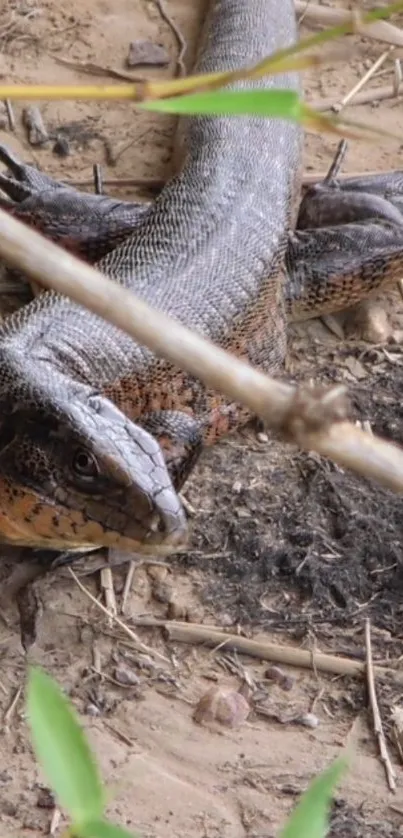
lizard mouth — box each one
[0,477,189,556]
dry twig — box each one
[303,167,400,185]
[68,567,170,663]
[100,567,117,625]
[331,48,394,114]
[121,561,136,614]
[133,618,403,685]
[365,618,397,792]
[65,176,164,191]
[4,99,15,131]
[65,168,403,191]
[52,55,139,82]
[312,82,403,112]
[153,0,187,77]
[2,685,22,733]
[49,807,61,836]
[0,208,402,493]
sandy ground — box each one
[1,1,403,836]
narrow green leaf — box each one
[26,667,105,824]
[141,88,401,143]
[280,756,348,838]
[77,819,139,838]
[141,88,302,118]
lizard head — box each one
[0,365,188,555]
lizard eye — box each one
[72,448,99,479]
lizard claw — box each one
[0,142,67,202]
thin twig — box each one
[68,567,170,663]
[4,99,15,131]
[133,618,403,684]
[323,139,348,184]
[311,81,403,112]
[121,561,136,614]
[63,169,402,191]
[154,0,187,77]
[0,208,403,494]
[295,1,403,47]
[2,685,22,733]
[100,567,117,625]
[303,167,400,186]
[49,807,61,836]
[331,48,394,114]
[64,176,164,192]
[52,55,140,82]
[92,639,102,674]
[365,618,397,792]
[93,163,103,195]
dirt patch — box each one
[1,1,403,837]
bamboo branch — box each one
[0,208,403,493]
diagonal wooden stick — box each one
[0,207,403,493]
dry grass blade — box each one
[68,568,170,664]
[295,1,403,47]
[0,208,403,493]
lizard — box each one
[1,0,403,564]
[0,0,303,558]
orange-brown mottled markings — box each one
[99,273,286,451]
[0,478,171,554]
[288,253,403,321]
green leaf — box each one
[26,667,105,824]
[141,88,301,118]
[280,756,348,838]
[141,88,401,143]
[76,819,139,838]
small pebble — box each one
[114,665,140,686]
[85,702,101,717]
[53,136,70,157]
[265,665,295,692]
[126,40,170,68]
[295,712,319,729]
[193,686,250,728]
[256,431,269,443]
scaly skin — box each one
[0,0,302,555]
